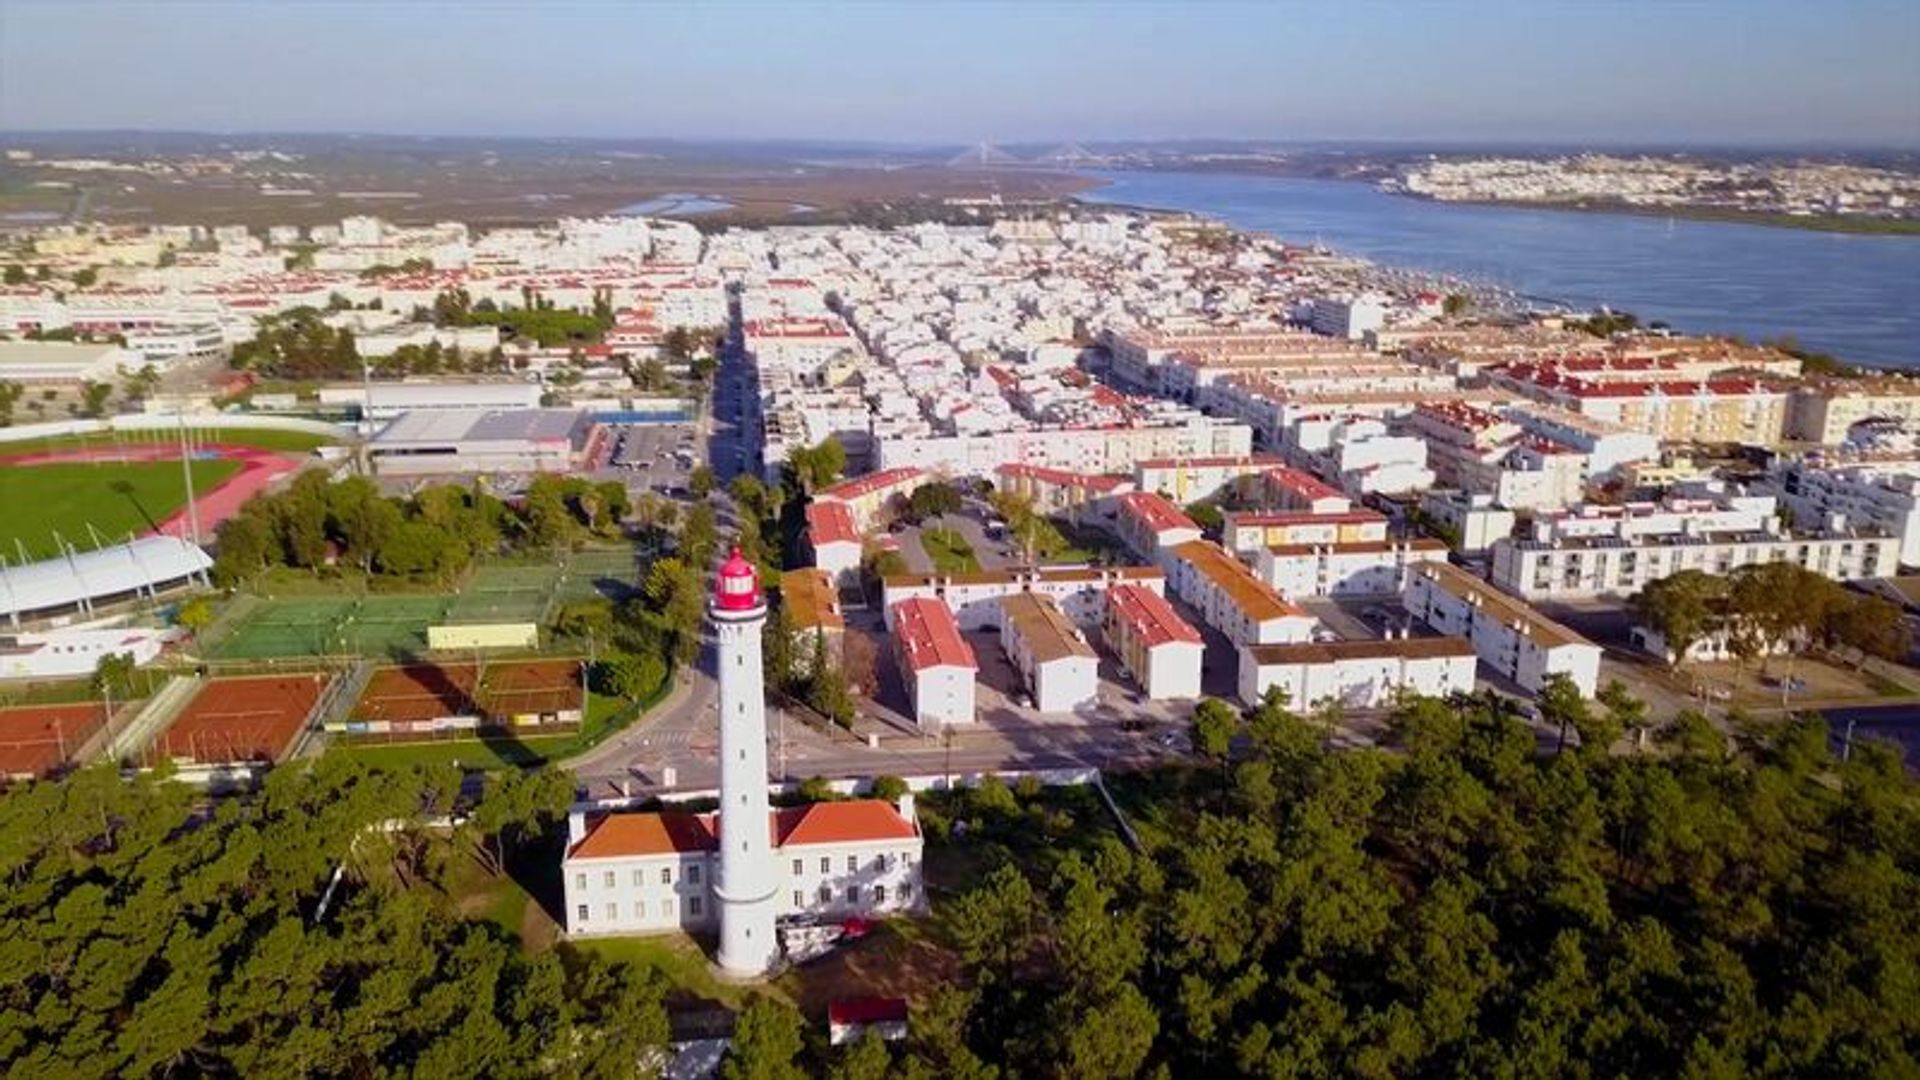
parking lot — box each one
[592,421,701,493]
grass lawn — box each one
[572,935,766,1009]
[920,527,979,573]
[0,459,241,560]
[1043,517,1132,565]
[334,733,577,771]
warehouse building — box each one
[368,408,591,476]
[0,340,135,386]
[998,593,1099,713]
[317,380,543,420]
[1102,583,1204,700]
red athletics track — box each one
[0,443,303,543]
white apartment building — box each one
[1489,493,1901,600]
[1222,509,1391,556]
[1765,457,1920,569]
[1166,540,1316,647]
[890,597,977,730]
[121,323,227,366]
[562,799,924,936]
[882,566,1165,632]
[1256,538,1450,599]
[1114,491,1203,566]
[1307,293,1387,340]
[1405,562,1603,696]
[804,501,863,586]
[1101,583,1205,700]
[1420,491,1517,554]
[999,593,1099,713]
[1135,453,1286,505]
[1237,636,1479,709]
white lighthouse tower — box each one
[709,547,780,976]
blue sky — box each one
[2,1,1916,146]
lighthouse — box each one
[710,547,780,976]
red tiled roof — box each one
[1118,491,1199,535]
[817,467,924,503]
[1263,466,1346,504]
[1107,583,1203,646]
[569,812,716,859]
[773,800,919,846]
[996,463,1129,493]
[891,597,977,672]
[806,501,861,546]
[1226,509,1387,527]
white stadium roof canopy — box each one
[0,536,212,622]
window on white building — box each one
[688,865,701,885]
[662,899,675,917]
[875,885,887,904]
[661,867,672,885]
[873,855,886,871]
[603,871,615,888]
[604,903,616,921]
[633,869,645,886]
[901,882,913,900]
[576,904,588,923]
[689,896,702,917]
[819,856,830,873]
[793,889,804,907]
[846,855,857,873]
[792,858,803,874]
[818,885,831,904]
[574,872,586,890]
[847,885,859,904]
[636,900,646,918]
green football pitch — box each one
[0,459,242,561]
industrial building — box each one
[317,380,544,420]
[0,340,135,386]
[368,408,591,475]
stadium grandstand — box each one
[0,536,211,628]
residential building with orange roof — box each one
[804,501,863,585]
[1237,635,1479,708]
[1255,538,1451,599]
[993,463,1134,523]
[1115,491,1203,565]
[889,597,976,730]
[813,467,924,530]
[1222,508,1390,555]
[882,565,1166,632]
[562,797,924,938]
[998,593,1099,713]
[1405,561,1601,697]
[1166,540,1316,648]
[1102,583,1205,700]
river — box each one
[1080,170,1920,371]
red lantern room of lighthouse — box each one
[712,547,766,616]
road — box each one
[706,290,759,483]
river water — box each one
[1081,170,1920,371]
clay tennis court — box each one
[0,703,108,778]
[155,674,328,766]
[481,659,584,718]
[354,664,482,724]
[351,660,582,727]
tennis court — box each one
[153,673,329,766]
[446,564,558,624]
[556,548,641,604]
[342,659,583,738]
[0,703,107,778]
[213,595,454,660]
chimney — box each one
[897,791,916,822]
[567,809,586,846]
